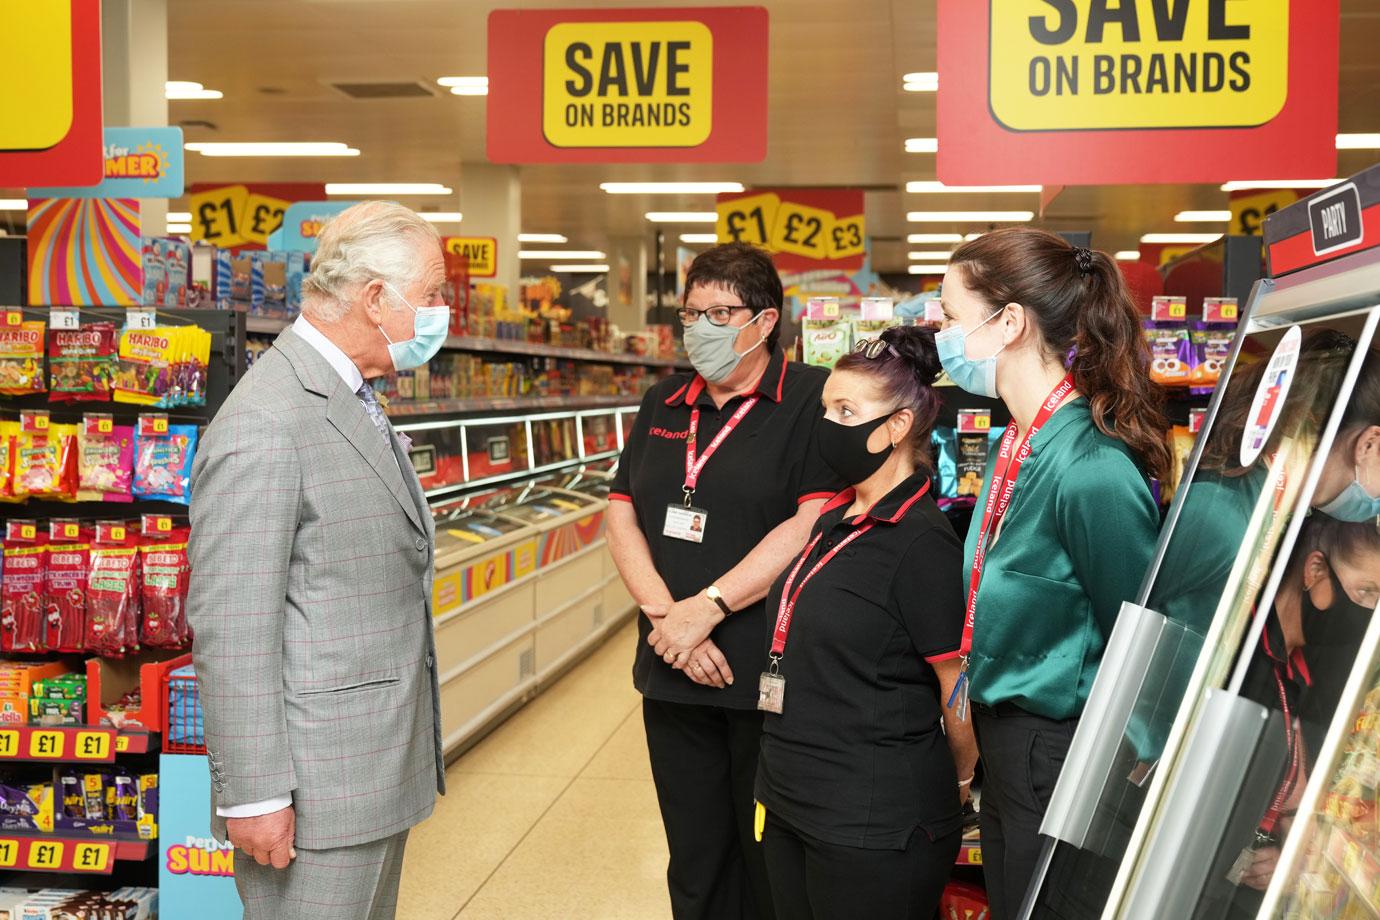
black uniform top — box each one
[611,345,842,710]
[754,469,967,849]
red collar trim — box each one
[819,480,932,525]
[664,348,786,407]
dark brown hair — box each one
[950,227,1172,483]
[834,326,944,470]
[683,243,784,350]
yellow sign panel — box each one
[990,0,1289,130]
[444,237,498,278]
[73,842,110,872]
[74,730,111,760]
[242,193,291,246]
[189,185,250,248]
[29,840,63,870]
[716,193,780,248]
[772,201,834,261]
[28,730,64,759]
[0,5,73,151]
[828,214,866,261]
[543,21,713,148]
[1230,189,1300,236]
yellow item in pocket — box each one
[754,801,766,843]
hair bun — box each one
[881,325,943,386]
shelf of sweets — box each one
[1324,826,1380,917]
[0,725,155,764]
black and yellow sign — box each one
[444,237,498,278]
[1230,188,1301,236]
[715,189,866,269]
[188,185,289,247]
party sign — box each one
[31,127,185,199]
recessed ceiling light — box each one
[550,264,610,273]
[907,181,1041,194]
[518,233,568,244]
[187,142,360,157]
[166,223,193,234]
[908,251,953,260]
[325,182,453,195]
[166,80,223,100]
[908,211,1034,222]
[419,212,463,223]
[0,199,28,211]
[1174,210,1232,222]
[964,233,984,241]
[1219,179,1340,192]
[166,211,192,223]
[909,265,948,275]
[680,233,719,244]
[905,137,938,154]
[907,233,963,244]
[518,250,607,260]
[438,76,488,96]
[902,72,938,92]
[1337,134,1380,149]
[1140,232,1223,244]
[645,212,718,223]
[601,182,744,194]
[1115,251,1142,260]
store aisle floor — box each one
[397,617,674,920]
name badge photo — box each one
[663,505,709,543]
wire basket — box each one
[162,665,205,755]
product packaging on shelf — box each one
[0,315,47,397]
[1,525,46,654]
[48,322,117,403]
[1188,296,1240,392]
[113,325,211,408]
[955,409,997,499]
[44,525,90,654]
[1145,295,1192,386]
[76,417,135,502]
[141,238,191,308]
[138,530,191,649]
[802,297,851,368]
[132,419,196,504]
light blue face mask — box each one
[381,282,450,371]
[1319,466,1380,522]
[935,309,1006,398]
[683,310,765,383]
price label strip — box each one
[0,838,115,874]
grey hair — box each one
[301,201,441,322]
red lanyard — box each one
[961,375,1076,656]
[683,397,759,503]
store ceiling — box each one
[12,1,1380,273]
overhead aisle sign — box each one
[715,189,866,272]
[488,6,768,163]
[937,0,1339,185]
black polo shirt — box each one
[611,345,841,710]
[754,469,967,849]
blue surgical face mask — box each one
[1319,466,1380,522]
[683,311,765,383]
[381,282,450,371]
[935,309,1006,398]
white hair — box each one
[301,201,441,322]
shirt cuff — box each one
[609,492,634,504]
[217,795,293,819]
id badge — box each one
[663,504,709,543]
[757,672,785,714]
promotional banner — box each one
[715,189,866,273]
[32,127,185,199]
[0,0,104,187]
[187,184,296,248]
[158,755,243,920]
[27,198,141,306]
[488,6,769,163]
[1229,187,1305,236]
[443,237,498,278]
[937,0,1339,185]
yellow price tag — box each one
[97,418,113,434]
[975,415,992,430]
[827,213,866,260]
[715,193,780,248]
[33,416,49,431]
[28,730,65,759]
[241,193,291,247]
[61,523,80,539]
[153,418,169,434]
[0,839,16,868]
[115,735,130,753]
[1169,301,1187,319]
[110,526,127,542]
[0,731,18,758]
[3,312,19,327]
[1222,303,1239,320]
[74,731,110,760]
[0,5,73,151]
[19,525,35,541]
[771,201,833,260]
[29,840,63,870]
[188,184,250,248]
[72,842,109,872]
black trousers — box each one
[761,812,961,920]
[973,705,1078,920]
[643,697,776,920]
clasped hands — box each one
[644,593,733,689]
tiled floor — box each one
[397,618,673,920]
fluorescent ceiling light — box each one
[166,223,193,234]
[601,182,744,194]
[645,212,717,223]
[1337,134,1380,149]
[326,182,452,195]
[166,211,191,223]
[905,137,938,154]
[908,251,952,260]
[519,250,607,260]
[438,76,488,96]
[907,233,963,244]
[1115,250,1141,261]
[907,181,1041,194]
[908,211,1034,222]
[550,264,609,273]
[166,80,222,100]
[1219,179,1340,192]
[680,233,719,244]
[419,212,463,223]
[518,233,568,244]
[0,199,27,211]
[965,233,984,241]
[909,265,948,275]
[1174,210,1231,222]
[1140,232,1223,244]
[187,142,359,157]
[902,71,938,92]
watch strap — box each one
[707,586,733,617]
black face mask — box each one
[818,412,895,486]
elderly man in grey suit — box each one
[188,201,449,920]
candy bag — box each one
[49,322,117,403]
[15,425,80,501]
[0,422,18,503]
[87,530,140,657]
[113,326,176,406]
[0,319,47,396]
[2,538,46,652]
[133,424,197,504]
[78,424,135,501]
[45,532,90,653]
[139,531,190,649]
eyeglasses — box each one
[853,338,901,360]
[676,304,752,327]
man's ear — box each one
[360,279,388,324]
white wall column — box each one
[101,0,170,234]
[459,164,521,300]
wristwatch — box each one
[705,585,734,617]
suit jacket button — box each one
[426,655,435,668]
[415,537,427,552]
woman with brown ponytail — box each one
[936,228,1170,919]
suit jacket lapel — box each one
[275,328,427,536]
[391,432,434,540]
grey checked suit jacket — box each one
[188,327,445,851]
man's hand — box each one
[647,594,723,669]
[682,639,735,688]
[227,805,297,869]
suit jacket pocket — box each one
[295,676,401,696]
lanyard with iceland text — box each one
[662,396,760,544]
[949,375,1076,720]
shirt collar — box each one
[293,315,365,393]
[820,470,933,526]
[1027,399,1090,457]
[665,345,787,408]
